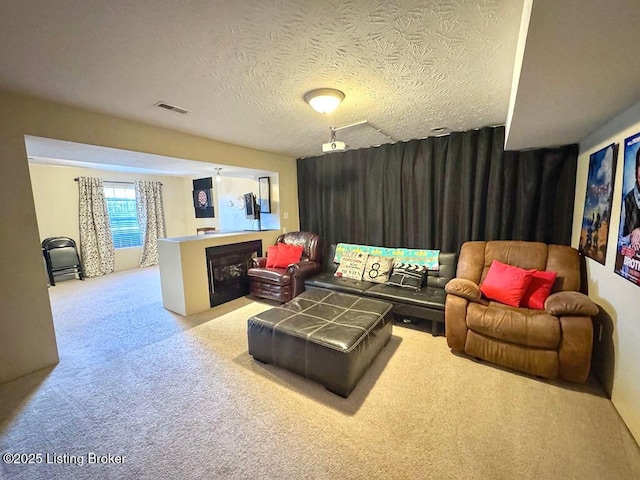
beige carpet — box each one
[1,267,639,479]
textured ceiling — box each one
[0,0,524,159]
[6,1,638,167]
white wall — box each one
[572,99,640,443]
[29,163,190,272]
[182,175,281,234]
[217,177,260,231]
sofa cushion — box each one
[466,302,561,349]
[480,260,535,307]
[364,283,447,311]
[362,256,394,283]
[305,272,376,295]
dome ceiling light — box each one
[304,88,345,114]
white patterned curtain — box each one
[78,177,115,277]
[134,180,166,268]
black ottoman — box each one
[247,288,393,397]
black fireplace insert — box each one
[205,240,262,307]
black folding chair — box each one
[41,237,85,286]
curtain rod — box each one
[73,178,163,185]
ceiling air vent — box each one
[154,101,191,115]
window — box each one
[104,183,142,248]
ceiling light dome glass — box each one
[304,88,345,114]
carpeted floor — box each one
[1,267,639,479]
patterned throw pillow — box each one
[362,256,394,284]
[386,262,427,291]
[335,251,369,281]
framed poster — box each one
[258,176,271,213]
[578,143,618,264]
[614,132,640,286]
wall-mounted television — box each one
[244,193,259,220]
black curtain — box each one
[297,126,577,254]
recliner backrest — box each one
[274,232,322,263]
[457,241,582,293]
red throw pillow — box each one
[265,245,279,268]
[272,243,304,268]
[480,260,535,307]
[520,270,557,310]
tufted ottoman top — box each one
[249,289,393,353]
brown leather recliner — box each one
[248,232,322,303]
[445,241,599,383]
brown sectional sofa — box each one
[445,241,598,383]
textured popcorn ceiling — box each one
[6,1,640,165]
[0,0,524,159]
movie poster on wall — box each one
[578,143,618,265]
[614,132,640,286]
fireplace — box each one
[205,240,262,307]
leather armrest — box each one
[445,278,482,302]
[445,295,469,352]
[251,257,267,268]
[558,315,593,383]
[287,261,322,278]
[545,291,598,317]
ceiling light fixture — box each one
[215,168,222,182]
[304,88,345,114]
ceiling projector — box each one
[322,141,346,153]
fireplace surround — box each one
[206,240,262,307]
